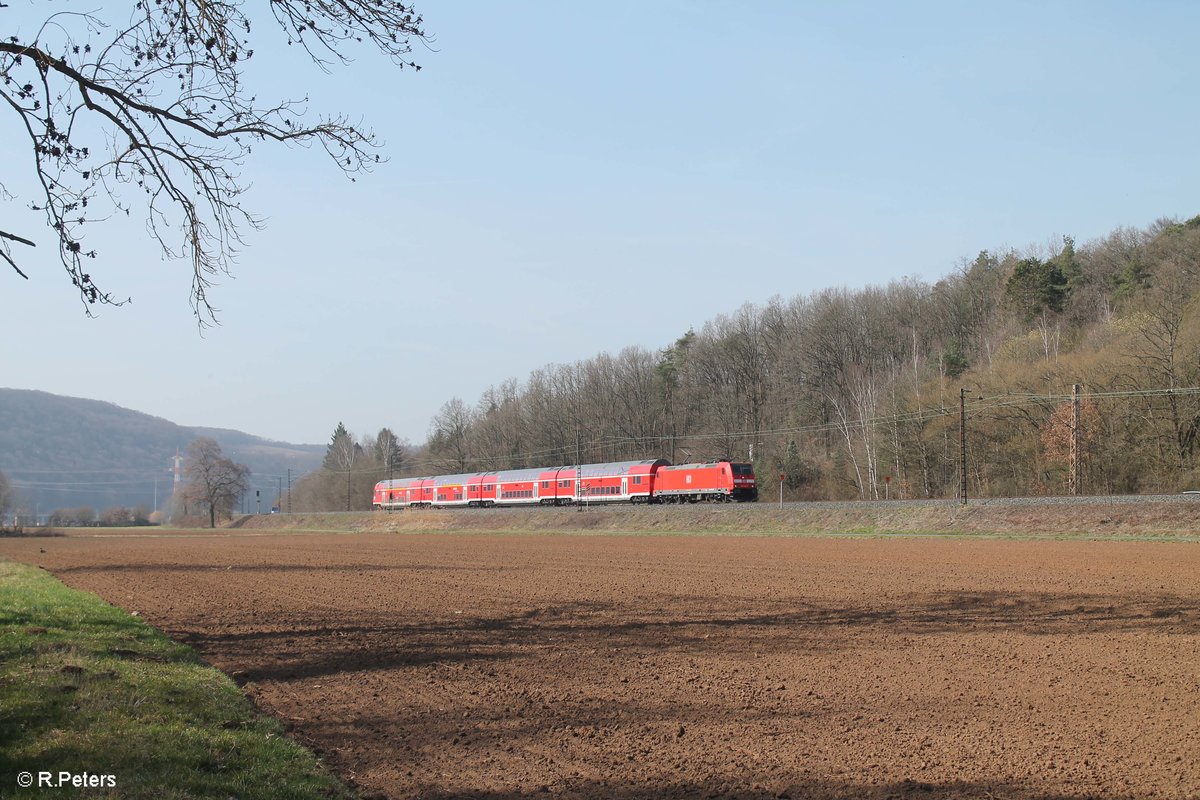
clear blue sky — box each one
[3,1,1197,446]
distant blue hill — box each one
[0,388,324,516]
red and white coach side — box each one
[373,459,672,509]
[573,459,668,504]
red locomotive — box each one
[373,459,757,509]
[653,461,759,503]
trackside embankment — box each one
[224,497,1200,539]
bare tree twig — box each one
[1,2,428,325]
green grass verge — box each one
[0,560,354,799]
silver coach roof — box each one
[492,466,557,483]
[382,459,671,489]
[489,460,669,483]
[577,459,667,478]
[431,472,488,487]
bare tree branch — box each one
[1,3,428,325]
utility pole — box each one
[167,451,182,519]
[1069,383,1081,495]
[287,469,292,514]
[959,387,968,506]
[576,431,583,512]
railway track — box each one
[288,492,1200,517]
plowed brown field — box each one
[3,531,1197,799]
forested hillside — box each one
[0,390,324,514]
[409,216,1200,500]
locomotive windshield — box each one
[731,463,754,476]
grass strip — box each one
[0,560,354,799]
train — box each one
[372,459,758,510]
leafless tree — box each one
[49,506,96,527]
[1,2,427,323]
[473,379,530,469]
[428,398,475,472]
[656,329,697,463]
[0,469,14,523]
[100,506,132,527]
[184,436,250,527]
[1120,227,1200,469]
[373,427,407,481]
[324,422,362,511]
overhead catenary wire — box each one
[13,385,1200,505]
[383,384,1200,475]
